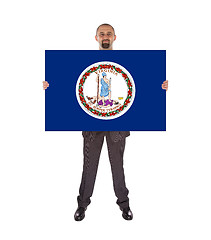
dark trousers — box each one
[77,132,129,209]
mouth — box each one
[102,43,110,49]
[102,39,110,49]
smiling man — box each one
[74,24,134,222]
[43,23,168,222]
[95,24,116,50]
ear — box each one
[95,35,98,41]
[114,35,116,41]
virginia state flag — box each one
[45,50,166,131]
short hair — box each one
[96,23,115,36]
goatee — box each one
[102,40,110,49]
[102,43,110,49]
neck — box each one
[99,46,113,50]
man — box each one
[43,23,168,221]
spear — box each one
[97,74,99,105]
[109,77,111,100]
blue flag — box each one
[45,50,166,131]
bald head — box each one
[96,23,115,36]
[95,24,116,50]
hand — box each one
[43,81,49,90]
[162,80,168,91]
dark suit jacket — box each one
[82,131,130,142]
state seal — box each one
[76,61,135,120]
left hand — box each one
[162,80,168,91]
[43,81,49,90]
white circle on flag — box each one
[76,61,135,120]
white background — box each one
[0,0,210,239]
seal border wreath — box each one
[76,61,135,120]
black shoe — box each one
[74,207,86,221]
[121,207,133,220]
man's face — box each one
[95,25,116,50]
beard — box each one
[101,40,110,49]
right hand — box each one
[43,81,49,90]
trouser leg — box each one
[77,133,104,208]
[106,134,129,209]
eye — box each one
[100,33,104,37]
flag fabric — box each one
[45,50,166,131]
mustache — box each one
[102,39,110,42]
